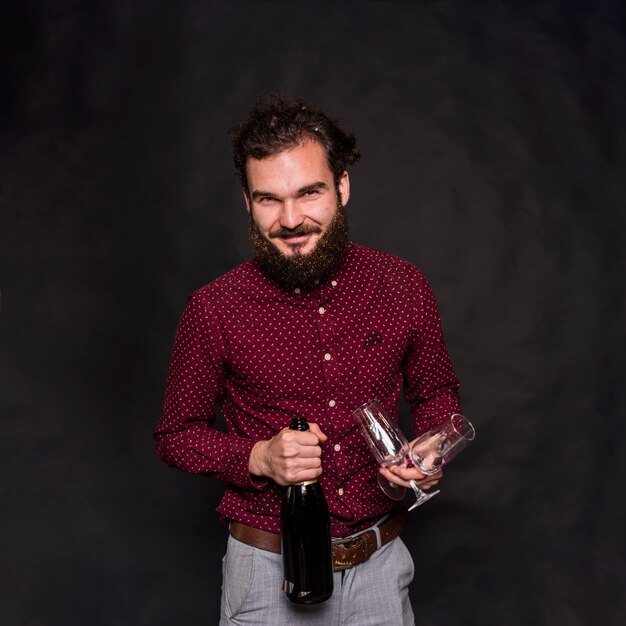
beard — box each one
[249,204,349,292]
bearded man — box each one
[154,93,461,626]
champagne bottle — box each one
[281,417,334,604]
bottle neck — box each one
[289,417,309,432]
[289,417,314,486]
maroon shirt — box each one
[154,243,460,537]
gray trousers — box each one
[219,534,415,626]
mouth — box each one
[270,227,322,249]
[280,233,313,246]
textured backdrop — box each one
[1,1,625,625]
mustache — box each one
[269,225,322,239]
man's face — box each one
[244,139,350,258]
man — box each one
[154,93,461,625]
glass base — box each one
[407,481,439,511]
[377,473,406,501]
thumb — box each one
[308,422,328,443]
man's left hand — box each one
[379,465,442,490]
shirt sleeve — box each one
[153,291,266,489]
[403,272,461,436]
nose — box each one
[279,199,304,230]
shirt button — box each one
[337,487,344,496]
[319,307,325,315]
[328,399,336,407]
[334,443,341,452]
[294,288,301,294]
[331,280,337,287]
[324,353,331,361]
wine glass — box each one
[411,413,475,476]
[353,400,439,510]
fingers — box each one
[270,452,322,486]
[276,428,323,457]
[278,423,328,484]
[415,477,440,490]
[279,457,323,485]
[380,466,442,490]
[389,465,443,481]
[257,425,329,486]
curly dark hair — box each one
[229,93,361,193]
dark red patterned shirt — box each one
[154,243,460,537]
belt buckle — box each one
[330,513,396,572]
[332,531,376,572]
[332,533,365,572]
[340,533,367,550]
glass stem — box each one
[407,480,440,511]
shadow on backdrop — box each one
[1,2,624,625]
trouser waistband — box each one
[229,508,408,571]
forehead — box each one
[245,140,333,193]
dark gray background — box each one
[1,1,624,624]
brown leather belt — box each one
[230,508,407,572]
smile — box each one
[281,233,313,245]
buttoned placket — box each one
[311,279,354,506]
[288,277,350,511]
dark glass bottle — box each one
[281,417,334,604]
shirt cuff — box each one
[221,435,270,490]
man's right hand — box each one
[248,423,327,486]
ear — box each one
[337,171,350,207]
[243,188,251,214]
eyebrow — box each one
[298,181,328,196]
[251,181,329,201]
